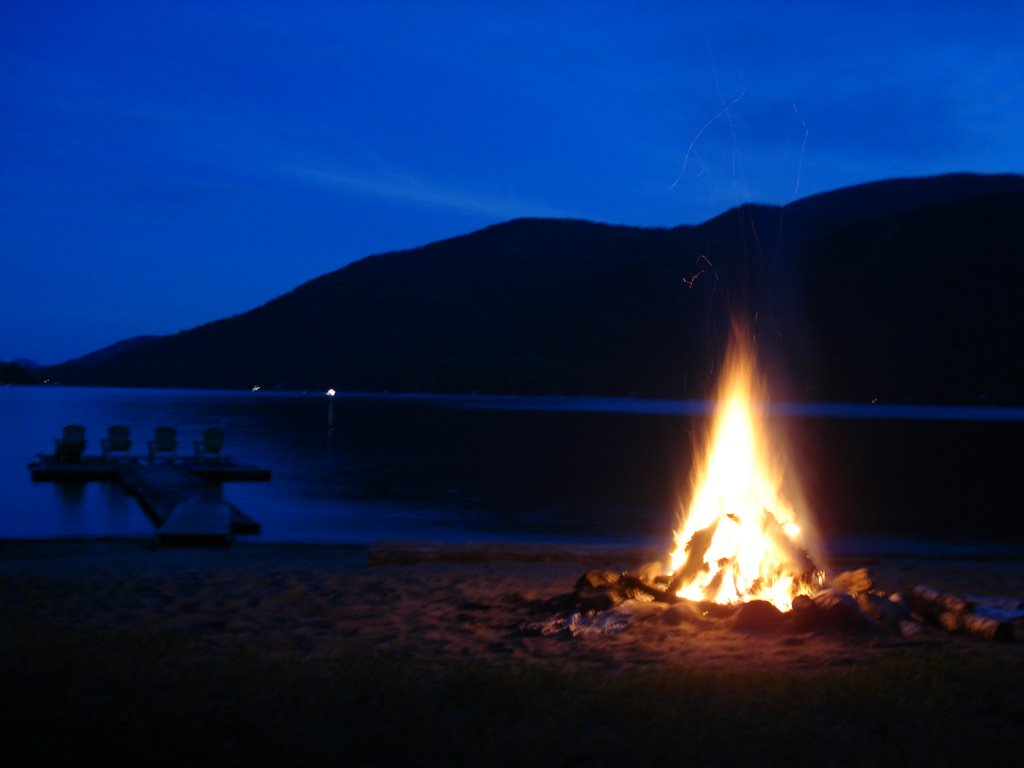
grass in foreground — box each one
[2,617,1021,767]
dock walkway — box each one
[29,456,269,545]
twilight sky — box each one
[2,0,1022,363]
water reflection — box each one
[102,482,135,523]
[2,386,1023,545]
[327,398,335,438]
[55,481,86,507]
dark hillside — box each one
[793,191,1024,403]
[783,172,1024,241]
[56,220,735,396]
[62,335,161,367]
[51,174,1024,404]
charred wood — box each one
[792,590,865,632]
[574,570,621,591]
[619,574,679,603]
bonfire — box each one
[666,327,824,611]
[542,327,1015,643]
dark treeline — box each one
[47,173,1024,404]
[1,361,39,385]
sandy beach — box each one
[3,538,1023,766]
[4,538,1023,670]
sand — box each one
[3,538,1023,674]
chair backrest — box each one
[61,424,86,445]
[153,426,177,450]
[200,427,224,452]
[107,424,131,449]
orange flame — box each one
[667,329,824,611]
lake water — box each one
[3,386,1023,553]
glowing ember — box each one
[667,328,825,611]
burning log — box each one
[560,567,1014,644]
[666,519,719,595]
[761,509,822,589]
[570,565,874,631]
[664,515,826,609]
[909,585,1013,642]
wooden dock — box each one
[29,455,269,546]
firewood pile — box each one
[522,564,1019,642]
[907,585,1015,641]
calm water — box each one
[2,386,1023,551]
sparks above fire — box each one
[665,328,825,611]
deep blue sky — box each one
[2,1,1021,363]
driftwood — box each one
[909,585,1013,642]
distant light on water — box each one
[326,388,336,397]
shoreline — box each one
[4,533,1024,561]
[9,382,1024,417]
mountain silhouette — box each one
[49,173,1024,404]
